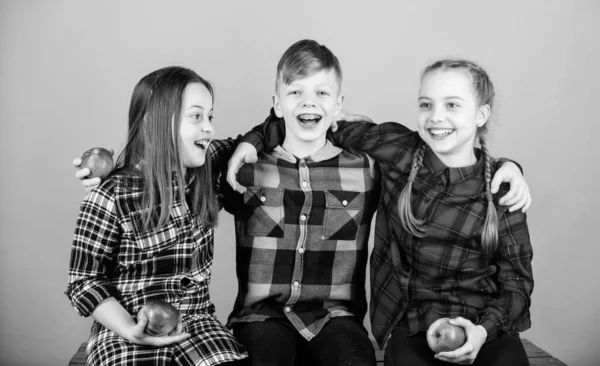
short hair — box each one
[275,39,342,91]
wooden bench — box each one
[68,338,568,365]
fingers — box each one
[447,316,472,328]
[522,193,532,212]
[489,171,505,194]
[75,168,91,180]
[131,314,148,339]
[150,332,191,347]
[169,318,184,336]
[330,119,339,132]
[226,162,246,194]
[82,178,101,192]
[73,158,82,168]
[435,343,475,364]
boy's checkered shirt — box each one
[222,140,380,341]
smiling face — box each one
[417,69,490,167]
[178,82,214,170]
[274,69,343,157]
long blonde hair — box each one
[398,59,499,257]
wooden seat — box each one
[68,338,568,365]
[372,338,567,365]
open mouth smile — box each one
[194,139,211,150]
[428,128,454,138]
[297,113,322,127]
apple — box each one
[137,300,180,337]
[80,147,114,179]
[426,317,467,353]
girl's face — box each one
[178,82,214,169]
[416,69,489,167]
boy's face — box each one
[274,69,343,156]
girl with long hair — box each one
[66,66,248,365]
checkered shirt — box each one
[329,121,534,348]
[65,139,247,365]
[223,140,380,341]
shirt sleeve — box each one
[209,135,243,176]
[240,108,286,153]
[65,181,122,317]
[328,120,415,165]
[476,207,533,342]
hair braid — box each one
[479,136,499,256]
[398,143,428,237]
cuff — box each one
[65,280,120,317]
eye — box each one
[419,102,431,109]
[447,102,459,108]
[317,90,330,96]
[192,113,202,120]
[208,115,214,122]
[288,90,301,96]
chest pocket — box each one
[129,205,181,254]
[244,187,285,238]
[322,190,364,240]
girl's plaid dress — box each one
[66,141,247,365]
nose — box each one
[430,105,445,122]
[301,93,316,107]
[200,118,213,133]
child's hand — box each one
[491,161,531,212]
[127,311,190,347]
[73,148,114,193]
[226,142,258,194]
[434,317,487,364]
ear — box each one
[333,94,345,117]
[476,104,491,128]
[272,94,283,118]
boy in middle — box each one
[221,39,379,365]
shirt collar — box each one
[272,140,343,163]
[424,146,485,183]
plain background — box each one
[1,1,599,365]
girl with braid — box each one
[334,60,533,365]
[230,59,533,366]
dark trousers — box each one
[233,317,376,366]
[384,321,529,366]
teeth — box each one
[298,114,321,121]
[195,140,210,149]
[429,129,453,136]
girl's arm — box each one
[66,181,189,346]
[436,208,533,364]
[476,208,533,339]
[92,297,190,346]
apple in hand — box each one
[426,317,466,353]
[137,300,180,337]
[80,147,114,179]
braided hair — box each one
[398,59,499,256]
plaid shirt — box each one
[328,121,534,348]
[223,132,379,340]
[65,139,247,365]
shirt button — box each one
[285,306,292,313]
[302,181,308,187]
[260,196,266,202]
[293,281,300,287]
[298,247,305,254]
[342,200,348,206]
[300,214,307,221]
